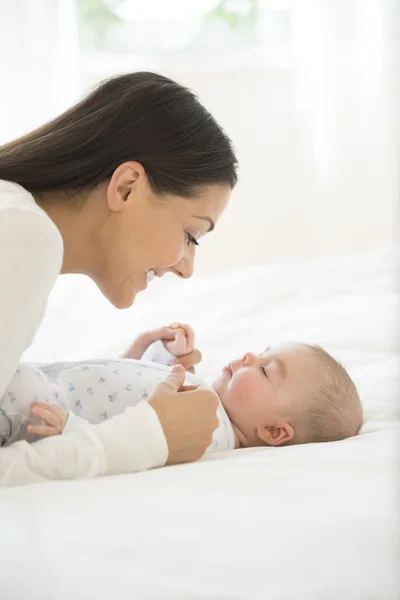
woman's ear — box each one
[106,161,145,213]
[256,422,295,446]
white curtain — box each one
[290,0,398,255]
[0,0,78,143]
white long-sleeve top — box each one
[0,180,168,486]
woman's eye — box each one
[186,232,199,247]
[260,366,269,379]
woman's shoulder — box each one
[0,178,52,220]
[0,179,63,257]
[0,179,38,210]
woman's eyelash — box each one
[260,365,269,379]
[186,232,199,247]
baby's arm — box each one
[124,323,201,372]
[142,324,194,365]
[142,324,201,374]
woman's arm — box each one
[0,366,220,486]
[0,401,168,486]
[0,205,63,399]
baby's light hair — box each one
[285,345,363,445]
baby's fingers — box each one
[30,402,68,435]
[27,423,58,437]
[31,403,60,428]
[170,323,195,349]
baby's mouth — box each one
[223,364,233,377]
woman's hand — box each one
[28,402,68,437]
[149,365,219,464]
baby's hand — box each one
[164,323,194,357]
[165,323,201,373]
[28,402,68,437]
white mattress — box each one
[1,247,399,599]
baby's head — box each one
[212,343,362,447]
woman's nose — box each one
[170,253,194,280]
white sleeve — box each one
[0,207,63,399]
[141,340,175,365]
[62,410,89,435]
[0,402,168,486]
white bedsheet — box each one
[1,247,399,599]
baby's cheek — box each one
[228,372,258,408]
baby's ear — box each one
[257,423,294,446]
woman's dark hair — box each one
[0,72,238,197]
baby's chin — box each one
[212,378,229,412]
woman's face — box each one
[91,163,231,308]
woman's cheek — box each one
[159,232,185,267]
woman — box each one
[0,72,237,486]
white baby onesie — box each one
[0,341,235,454]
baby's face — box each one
[212,344,316,446]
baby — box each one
[0,324,363,451]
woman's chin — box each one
[95,273,149,310]
[113,295,137,310]
[101,285,139,310]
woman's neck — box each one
[34,190,99,276]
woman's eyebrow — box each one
[193,216,215,232]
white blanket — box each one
[1,247,399,599]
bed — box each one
[1,247,399,599]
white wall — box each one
[79,1,398,274]
[82,61,398,274]
[0,0,78,142]
[186,65,398,274]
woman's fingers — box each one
[171,348,202,371]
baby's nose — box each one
[230,358,243,372]
[242,352,257,365]
[230,353,256,371]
